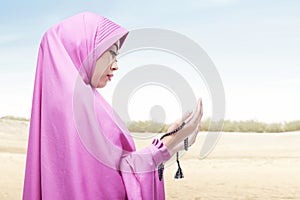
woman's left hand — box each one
[164,109,202,154]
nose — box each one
[111,62,118,71]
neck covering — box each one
[23,12,170,200]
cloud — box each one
[0,34,23,45]
[210,0,237,5]
[185,0,237,7]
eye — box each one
[109,50,118,57]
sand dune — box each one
[1,118,300,199]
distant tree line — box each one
[2,116,300,133]
[127,118,300,133]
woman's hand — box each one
[161,98,203,156]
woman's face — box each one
[91,41,120,88]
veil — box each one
[23,12,170,200]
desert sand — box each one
[0,118,300,200]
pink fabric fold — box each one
[23,12,170,200]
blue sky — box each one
[1,0,300,123]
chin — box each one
[97,82,107,88]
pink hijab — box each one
[23,12,170,200]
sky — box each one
[0,0,299,123]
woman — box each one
[23,12,203,200]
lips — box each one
[107,74,113,81]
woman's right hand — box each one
[161,98,203,156]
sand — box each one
[0,119,28,200]
[1,118,300,200]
